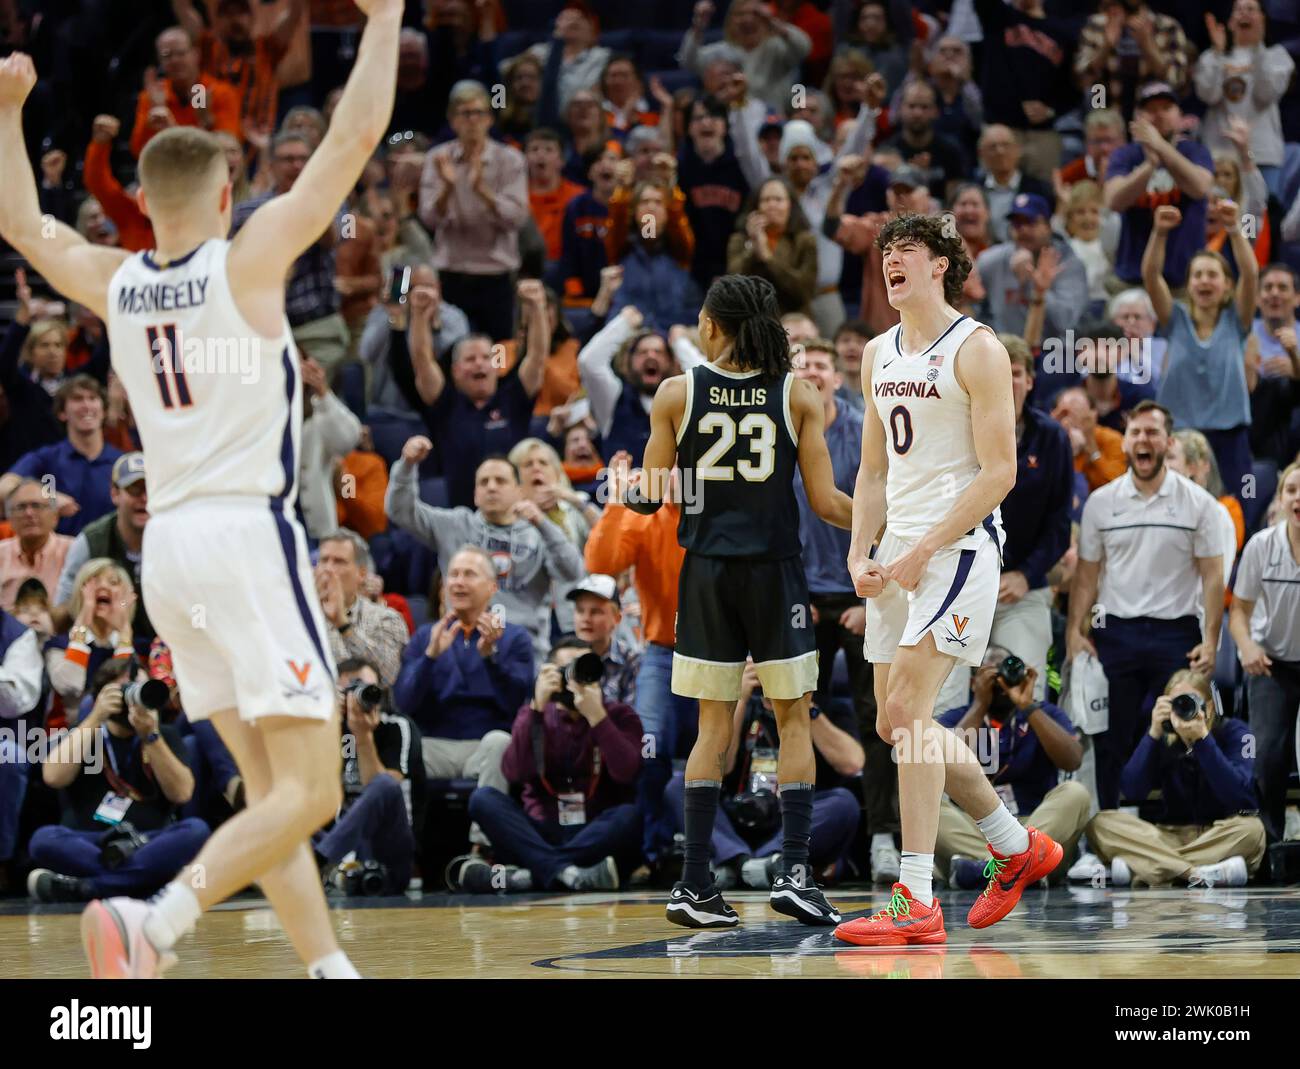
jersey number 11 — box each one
[146,324,194,409]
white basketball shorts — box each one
[142,497,338,722]
[864,528,1001,667]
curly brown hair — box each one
[876,212,972,306]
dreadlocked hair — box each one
[703,274,791,377]
[876,212,972,306]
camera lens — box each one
[997,655,1026,688]
[1170,693,1202,721]
[571,651,604,686]
[350,682,383,711]
[122,679,169,711]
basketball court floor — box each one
[3,884,1298,979]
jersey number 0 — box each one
[695,412,777,481]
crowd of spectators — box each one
[2,0,1300,901]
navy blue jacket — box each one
[1119,718,1259,824]
[393,620,534,743]
[1001,405,1072,590]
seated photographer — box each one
[566,573,638,707]
[394,545,533,793]
[936,647,1089,889]
[26,657,208,903]
[462,638,643,893]
[663,662,863,889]
[315,658,425,897]
[1082,670,1266,888]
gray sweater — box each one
[384,458,585,656]
[976,235,1089,340]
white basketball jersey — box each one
[870,313,1004,551]
[106,239,301,515]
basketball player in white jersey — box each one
[0,1,401,978]
[834,214,1063,946]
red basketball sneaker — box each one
[833,884,947,946]
[967,826,1063,929]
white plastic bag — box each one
[1063,652,1109,735]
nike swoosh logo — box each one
[998,857,1032,891]
[882,359,896,370]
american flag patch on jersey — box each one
[929,352,944,367]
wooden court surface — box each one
[2,886,1298,979]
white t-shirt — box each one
[1079,469,1223,620]
[1232,522,1300,661]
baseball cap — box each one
[888,163,927,191]
[1136,81,1177,107]
[759,113,785,137]
[112,452,146,489]
[566,574,620,608]
[1007,192,1051,222]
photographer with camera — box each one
[1083,670,1266,888]
[26,657,208,902]
[314,658,424,896]
[662,660,864,890]
[566,574,638,706]
[937,646,1089,889]
[461,637,643,893]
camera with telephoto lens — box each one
[997,655,1027,689]
[344,680,383,712]
[122,679,169,711]
[552,651,604,708]
[1170,692,1205,723]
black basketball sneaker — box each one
[666,881,740,928]
[769,872,842,926]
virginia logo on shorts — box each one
[282,659,322,701]
[941,614,970,647]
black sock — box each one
[682,781,721,889]
[778,783,815,882]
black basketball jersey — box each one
[676,362,802,559]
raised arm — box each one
[1141,204,1178,327]
[792,378,853,529]
[1219,199,1258,330]
[0,56,128,319]
[625,375,687,512]
[228,1,401,330]
[170,0,206,40]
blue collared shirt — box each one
[796,397,863,595]
[10,439,123,536]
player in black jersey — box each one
[625,275,854,927]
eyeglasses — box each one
[9,502,50,513]
[387,130,416,145]
[457,107,491,119]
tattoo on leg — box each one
[715,748,729,782]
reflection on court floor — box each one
[3,886,1298,979]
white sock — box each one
[976,804,1030,858]
[871,833,895,851]
[308,950,360,978]
[898,852,934,907]
[558,865,580,888]
[144,881,201,951]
